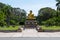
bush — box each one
[19,22,24,25]
[12,25,15,27]
[42,17,57,26]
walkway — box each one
[0,29,60,37]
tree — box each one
[0,11,6,26]
[37,7,56,25]
[0,2,27,26]
[56,0,60,26]
[56,0,60,10]
[56,0,60,2]
[2,5,12,26]
[10,8,26,25]
[19,9,26,25]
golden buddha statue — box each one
[28,10,35,19]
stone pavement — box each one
[0,29,60,37]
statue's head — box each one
[30,10,32,13]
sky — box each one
[0,0,56,16]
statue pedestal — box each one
[24,19,37,29]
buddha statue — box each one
[28,10,35,19]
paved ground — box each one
[0,29,60,37]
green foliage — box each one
[0,2,26,27]
[42,17,58,26]
[37,7,60,26]
[42,26,60,30]
[0,26,19,30]
[10,20,16,25]
[0,11,6,26]
[37,7,56,25]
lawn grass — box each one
[42,26,60,30]
[0,26,19,30]
[0,25,60,30]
